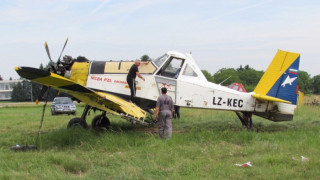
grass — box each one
[0,104,319,179]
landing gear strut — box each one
[235,112,253,129]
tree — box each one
[202,70,214,82]
[0,75,3,81]
[297,71,313,93]
[141,55,151,62]
[238,69,264,92]
[237,65,244,71]
[213,68,240,86]
[11,81,29,101]
[312,75,320,94]
[31,82,43,101]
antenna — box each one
[219,75,232,85]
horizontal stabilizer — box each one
[252,93,291,104]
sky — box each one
[1,0,320,80]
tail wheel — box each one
[92,115,110,130]
[67,117,88,129]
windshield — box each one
[153,54,169,67]
[54,98,73,104]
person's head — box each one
[161,87,167,94]
[135,59,141,66]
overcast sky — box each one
[1,0,319,80]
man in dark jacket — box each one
[126,59,147,103]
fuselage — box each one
[66,51,296,121]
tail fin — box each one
[254,50,300,105]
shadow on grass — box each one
[34,121,155,150]
[31,117,320,151]
[181,117,297,134]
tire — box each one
[92,115,110,130]
[51,110,55,116]
[67,118,88,129]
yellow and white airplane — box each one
[15,40,301,129]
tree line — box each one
[202,65,320,94]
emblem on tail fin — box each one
[281,75,297,87]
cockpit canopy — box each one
[153,52,201,80]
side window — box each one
[157,57,184,78]
[183,64,198,77]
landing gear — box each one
[235,112,253,129]
[66,105,111,130]
[92,112,110,130]
[67,117,88,129]
[67,105,91,129]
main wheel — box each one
[67,118,88,129]
[92,115,110,130]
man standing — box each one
[126,59,147,103]
[173,105,180,119]
[154,87,174,139]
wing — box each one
[15,66,147,123]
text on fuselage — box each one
[213,97,243,107]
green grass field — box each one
[0,104,319,179]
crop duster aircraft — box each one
[15,40,301,129]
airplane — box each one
[15,40,301,129]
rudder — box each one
[254,50,300,105]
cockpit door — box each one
[155,76,177,103]
[154,56,184,103]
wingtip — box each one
[14,67,20,71]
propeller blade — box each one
[36,86,49,104]
[57,38,69,63]
[44,42,53,62]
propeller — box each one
[35,38,68,103]
[45,41,56,73]
[44,42,53,62]
[57,38,69,64]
